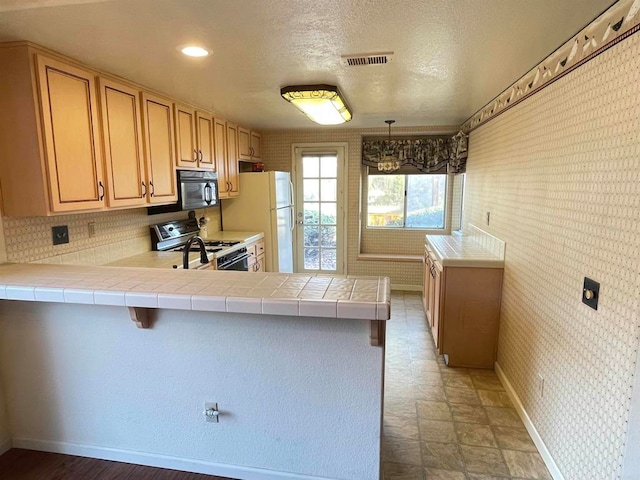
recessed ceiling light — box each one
[180,45,211,57]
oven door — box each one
[217,252,251,271]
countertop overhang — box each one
[0,263,390,321]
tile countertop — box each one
[106,231,265,270]
[0,263,390,320]
[426,232,505,268]
[201,231,264,244]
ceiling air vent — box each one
[342,52,394,67]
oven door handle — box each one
[217,252,252,269]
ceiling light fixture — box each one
[280,84,352,125]
[378,120,404,172]
[180,45,211,57]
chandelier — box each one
[377,120,404,172]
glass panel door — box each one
[294,150,345,274]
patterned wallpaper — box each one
[464,32,640,479]
[261,125,457,287]
[1,206,222,265]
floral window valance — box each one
[362,131,468,174]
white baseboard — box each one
[391,284,421,292]
[495,362,565,480]
[12,438,339,480]
[0,436,11,455]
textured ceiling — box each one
[0,0,614,129]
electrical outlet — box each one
[52,225,69,245]
[537,373,544,398]
[486,212,491,225]
[88,222,96,238]
[582,277,600,310]
[203,402,220,423]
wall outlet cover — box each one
[52,225,69,245]
[582,277,600,310]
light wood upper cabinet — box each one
[213,117,229,199]
[176,105,215,171]
[237,126,261,161]
[0,42,242,216]
[98,77,146,208]
[141,92,177,204]
[238,126,251,160]
[37,55,105,212]
[214,118,240,199]
[196,112,214,169]
[174,104,197,168]
[250,131,262,160]
[226,122,240,197]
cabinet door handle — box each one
[141,181,147,198]
[150,181,155,197]
[98,181,105,201]
[193,149,198,161]
[199,150,203,161]
[227,181,231,192]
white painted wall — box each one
[0,301,384,480]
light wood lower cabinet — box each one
[247,239,266,272]
[423,248,503,369]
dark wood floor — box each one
[0,449,236,480]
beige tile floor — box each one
[382,292,552,480]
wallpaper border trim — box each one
[496,363,565,480]
[463,0,640,132]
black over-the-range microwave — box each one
[148,170,219,215]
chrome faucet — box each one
[183,236,209,269]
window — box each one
[367,174,447,229]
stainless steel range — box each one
[150,218,250,271]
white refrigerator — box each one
[221,171,294,272]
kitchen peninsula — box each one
[0,262,389,480]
